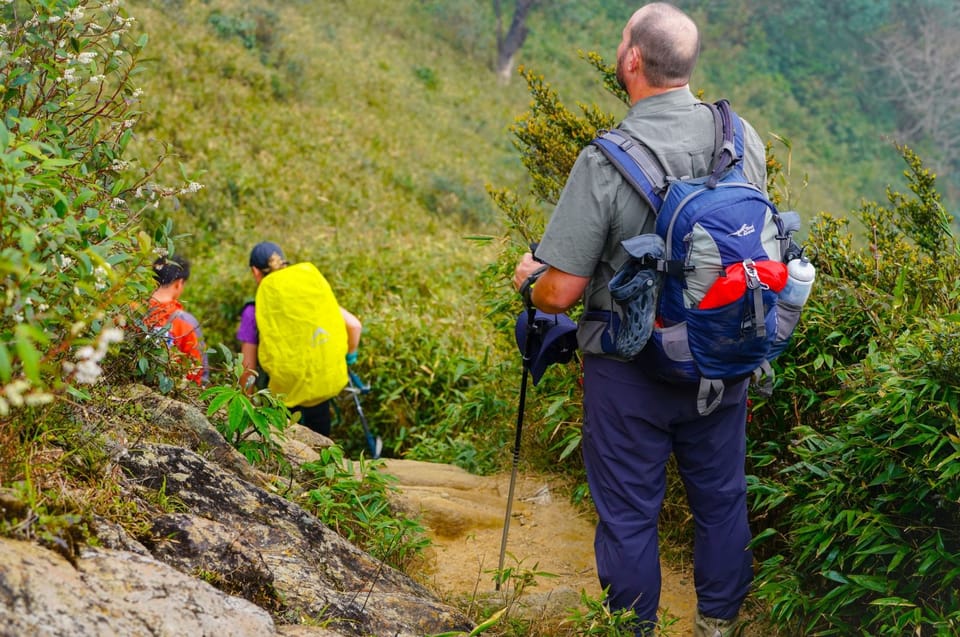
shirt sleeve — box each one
[236,303,259,345]
[534,147,619,278]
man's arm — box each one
[513,252,589,314]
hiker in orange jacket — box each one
[144,255,209,385]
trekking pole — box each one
[497,255,545,590]
[497,303,537,591]
[347,369,382,459]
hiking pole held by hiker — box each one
[347,369,383,460]
[497,279,539,590]
[497,244,549,590]
[499,245,579,590]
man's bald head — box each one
[627,3,700,88]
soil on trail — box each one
[382,459,698,635]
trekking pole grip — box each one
[519,265,548,309]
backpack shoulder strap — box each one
[706,99,745,187]
[592,100,746,200]
[591,128,667,212]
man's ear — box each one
[630,46,642,74]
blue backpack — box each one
[591,99,803,414]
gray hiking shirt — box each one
[534,88,768,356]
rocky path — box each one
[382,459,697,635]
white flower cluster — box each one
[94,265,110,291]
[62,326,124,385]
[0,380,53,417]
[113,14,135,29]
[74,51,98,65]
[58,67,79,85]
[179,182,204,195]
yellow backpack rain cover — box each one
[255,262,348,407]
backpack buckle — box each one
[743,259,767,338]
[743,259,761,289]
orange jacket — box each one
[144,298,208,385]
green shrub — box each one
[302,446,429,571]
[750,148,960,635]
[0,0,194,420]
[201,347,291,466]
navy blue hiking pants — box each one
[581,355,752,631]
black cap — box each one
[249,241,286,273]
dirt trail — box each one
[382,459,697,635]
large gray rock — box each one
[0,537,275,637]
[0,385,474,636]
[117,443,472,635]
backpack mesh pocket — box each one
[686,289,779,379]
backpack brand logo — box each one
[311,327,329,346]
[729,223,756,238]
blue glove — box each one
[345,351,358,366]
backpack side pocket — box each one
[609,234,665,359]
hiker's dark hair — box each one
[152,255,190,286]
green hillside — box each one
[128,0,541,457]
[135,0,919,333]
[134,0,527,338]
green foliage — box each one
[201,349,290,466]
[490,555,558,607]
[433,557,560,636]
[509,64,617,209]
[396,353,514,474]
[205,4,284,69]
[0,475,88,565]
[563,588,645,636]
[412,0,494,61]
[0,0,193,420]
[302,446,430,571]
[750,147,960,634]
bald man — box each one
[513,4,767,636]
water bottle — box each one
[780,255,816,307]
